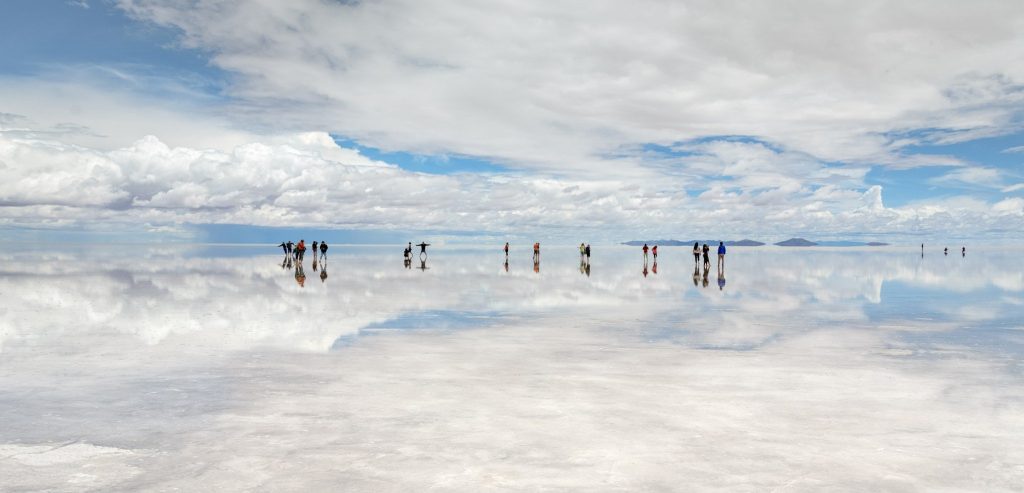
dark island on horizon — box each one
[622,238,890,247]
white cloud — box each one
[115,0,1024,171]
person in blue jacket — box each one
[717,241,726,271]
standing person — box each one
[642,243,649,262]
[717,241,726,271]
[533,242,540,262]
[652,245,658,261]
[585,244,591,262]
[417,242,430,257]
[944,247,948,256]
[278,241,288,254]
[702,243,710,271]
[311,241,318,256]
[296,239,306,261]
[504,242,509,257]
[693,242,700,266]
[287,241,294,255]
[319,241,328,260]
[962,246,966,256]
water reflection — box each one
[1,245,1022,490]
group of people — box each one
[641,241,727,271]
[279,239,328,261]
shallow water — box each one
[1,244,1022,491]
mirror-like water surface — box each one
[1,245,1022,491]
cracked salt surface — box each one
[0,244,1022,491]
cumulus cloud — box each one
[2,130,1022,239]
[115,0,1024,171]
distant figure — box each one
[404,242,413,260]
[287,241,294,254]
[296,239,306,261]
[579,242,586,258]
[312,241,318,255]
[962,246,966,257]
[702,243,710,271]
[504,242,509,257]
[319,241,328,259]
[642,243,649,261]
[278,241,288,254]
[718,271,726,290]
[693,242,700,266]
[652,245,658,260]
[921,243,924,258]
[417,242,430,254]
[585,244,591,261]
[533,242,540,262]
[944,247,948,256]
[717,241,726,271]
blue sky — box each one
[1,0,1022,242]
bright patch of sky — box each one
[1,0,1023,242]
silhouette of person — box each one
[962,246,966,257]
[287,241,294,254]
[504,242,509,257]
[312,241,318,256]
[693,242,700,266]
[944,247,948,256]
[417,242,430,258]
[585,244,591,261]
[642,243,649,261]
[279,241,288,254]
[717,241,726,272]
[702,243,710,271]
[652,245,658,261]
[319,241,328,260]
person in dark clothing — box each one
[319,241,328,259]
[279,241,288,254]
[585,244,591,261]
[312,241,318,255]
[693,242,700,266]
[702,243,710,271]
[286,241,294,254]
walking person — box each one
[693,242,700,266]
[652,245,658,261]
[702,243,710,271]
[504,242,510,257]
[717,241,726,271]
[642,243,649,262]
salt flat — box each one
[1,245,1022,491]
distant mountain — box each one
[727,239,765,246]
[775,238,817,247]
[866,242,889,246]
[622,239,765,247]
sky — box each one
[1,0,1022,243]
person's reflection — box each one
[701,268,709,288]
[404,257,412,269]
[504,258,509,273]
[585,262,591,277]
[652,261,658,275]
[642,260,648,277]
[294,262,306,287]
[320,258,328,283]
[692,265,700,287]
[311,258,319,272]
[717,270,726,290]
[282,255,290,270]
[579,258,587,275]
[533,258,540,273]
[419,258,429,271]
